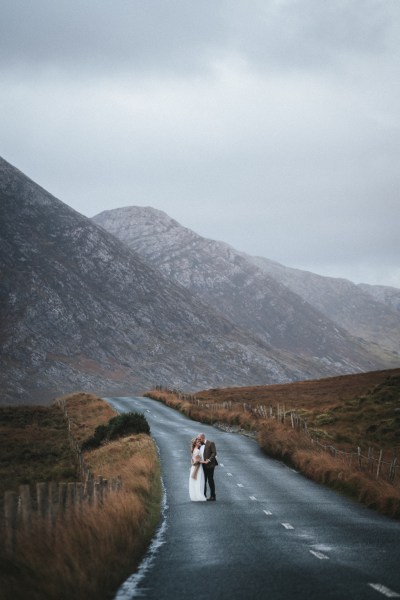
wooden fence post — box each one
[19,484,32,530]
[75,483,84,510]
[85,473,94,505]
[389,457,397,483]
[48,481,59,524]
[376,449,383,479]
[66,482,76,510]
[93,481,102,505]
[59,482,67,515]
[4,491,18,554]
[37,482,48,519]
[357,447,362,469]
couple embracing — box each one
[189,433,218,502]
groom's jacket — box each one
[203,440,218,468]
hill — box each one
[249,255,400,357]
[0,157,330,405]
[93,206,398,373]
[194,367,400,452]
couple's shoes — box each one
[206,496,216,501]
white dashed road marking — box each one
[310,550,329,560]
[368,583,400,598]
[281,523,294,530]
[237,483,244,487]
[249,496,257,500]
[226,473,233,477]
[263,510,272,516]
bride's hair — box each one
[191,438,198,452]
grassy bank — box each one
[0,393,161,600]
[146,369,400,519]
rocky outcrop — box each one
[93,207,397,376]
[358,283,400,314]
[248,256,400,358]
[0,158,332,405]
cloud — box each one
[0,0,399,287]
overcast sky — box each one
[1,1,399,288]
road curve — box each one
[107,396,400,600]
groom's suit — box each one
[202,440,217,500]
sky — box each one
[1,1,399,288]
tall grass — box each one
[146,388,400,519]
[0,396,162,600]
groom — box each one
[197,433,218,501]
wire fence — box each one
[155,386,399,486]
[2,400,122,555]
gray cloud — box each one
[0,0,399,287]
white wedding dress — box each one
[189,449,206,501]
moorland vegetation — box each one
[146,368,400,519]
[0,393,161,600]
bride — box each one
[189,438,207,501]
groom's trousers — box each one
[204,466,216,498]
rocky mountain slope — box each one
[358,283,400,313]
[247,256,400,357]
[93,207,397,375]
[0,157,334,405]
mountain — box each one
[92,206,397,375]
[358,283,400,313]
[246,256,400,358]
[0,157,333,405]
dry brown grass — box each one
[58,391,117,444]
[147,369,400,519]
[194,368,400,455]
[0,395,161,600]
[194,368,400,411]
[257,420,400,518]
[0,405,77,515]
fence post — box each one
[19,484,32,530]
[367,447,373,473]
[4,491,18,554]
[389,457,397,483]
[59,482,67,515]
[66,482,76,510]
[94,481,102,505]
[48,481,59,524]
[376,449,383,479]
[85,473,94,505]
[357,447,362,469]
[75,483,84,510]
[37,482,49,519]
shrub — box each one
[82,413,150,450]
[314,413,336,426]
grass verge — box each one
[146,380,400,520]
[0,393,162,600]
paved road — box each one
[107,396,400,600]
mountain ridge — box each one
[93,206,398,374]
[1,157,338,405]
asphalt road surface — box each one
[107,396,400,600]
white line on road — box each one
[281,523,294,530]
[226,472,233,476]
[368,583,400,598]
[237,483,244,487]
[249,496,257,500]
[219,463,224,467]
[310,550,329,560]
[263,510,272,515]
